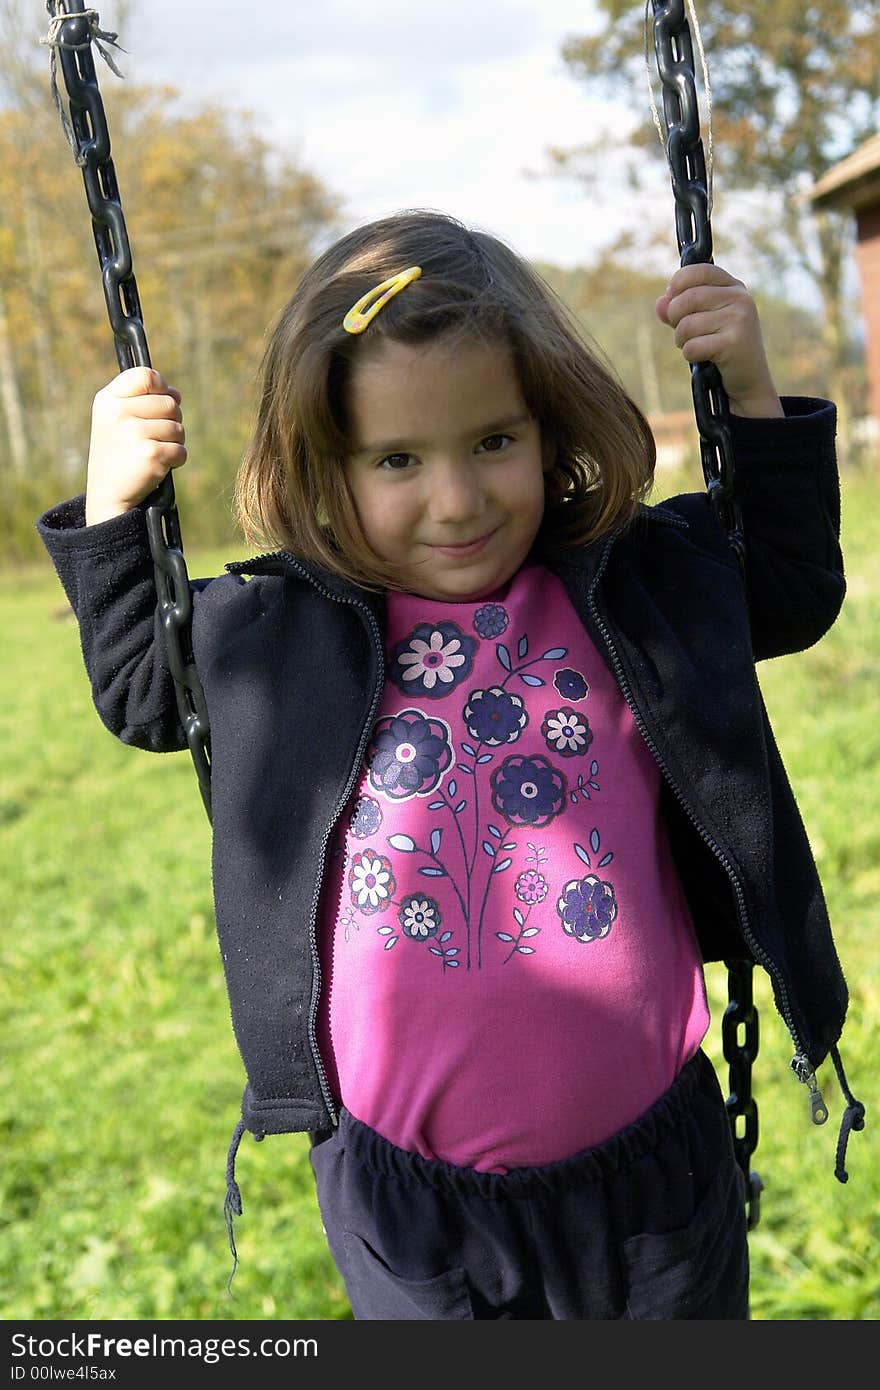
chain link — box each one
[650,0,745,565]
[722,959,764,1229]
[45,0,212,821]
[651,0,760,1225]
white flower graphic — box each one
[541,707,593,758]
[399,896,441,939]
[349,850,396,913]
[398,630,467,689]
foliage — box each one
[562,2,880,183]
[553,1,880,436]
[0,37,342,555]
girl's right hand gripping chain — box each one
[85,367,187,527]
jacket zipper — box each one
[226,551,386,1126]
[586,531,828,1126]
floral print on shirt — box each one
[335,601,618,972]
[366,711,454,799]
[389,621,478,698]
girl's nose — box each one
[428,458,485,523]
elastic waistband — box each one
[332,1048,718,1199]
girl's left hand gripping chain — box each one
[656,263,785,419]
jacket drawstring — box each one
[224,1118,247,1291]
[829,1044,866,1183]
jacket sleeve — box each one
[36,493,207,752]
[664,397,845,662]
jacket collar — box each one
[225,548,385,620]
[224,502,688,603]
[544,500,688,576]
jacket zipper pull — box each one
[792,1054,829,1125]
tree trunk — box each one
[0,289,28,475]
[24,192,61,464]
[637,320,663,416]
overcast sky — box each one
[95,0,650,269]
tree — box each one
[0,6,341,556]
[554,0,880,452]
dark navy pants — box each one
[308,1048,749,1319]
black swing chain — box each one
[44,1,213,822]
[651,0,761,1229]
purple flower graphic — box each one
[398,895,442,940]
[514,869,548,905]
[473,603,509,638]
[462,686,528,747]
[541,707,594,758]
[390,622,478,698]
[490,754,567,828]
[553,668,589,702]
[349,795,383,839]
[367,710,453,800]
[556,874,617,942]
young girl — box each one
[38,208,862,1320]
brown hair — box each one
[233,208,656,589]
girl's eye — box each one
[477,433,513,453]
[378,452,415,471]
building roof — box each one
[807,132,880,212]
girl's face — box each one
[344,335,549,602]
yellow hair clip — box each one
[342,266,422,334]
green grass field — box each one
[2,466,878,1321]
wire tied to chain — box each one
[644,0,713,219]
[41,4,127,165]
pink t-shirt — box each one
[316,563,709,1172]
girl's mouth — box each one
[429,528,497,557]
